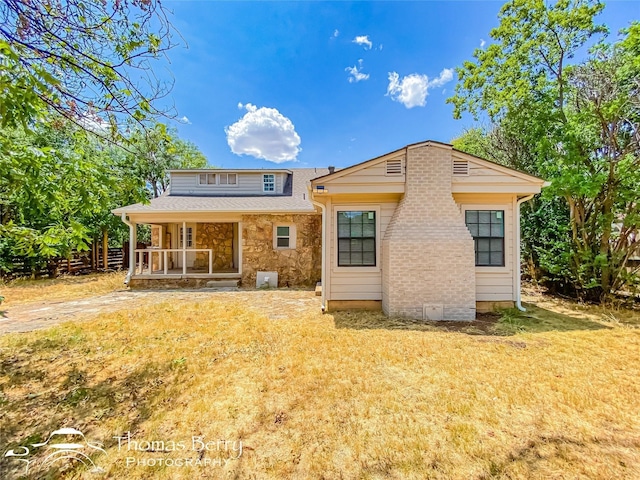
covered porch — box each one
[124,214,243,281]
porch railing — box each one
[134,248,214,275]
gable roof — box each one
[112,168,328,215]
[311,140,545,186]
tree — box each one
[449,0,639,301]
[0,120,148,275]
[0,0,177,135]
[453,127,573,291]
[128,123,208,198]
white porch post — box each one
[164,250,168,275]
[130,222,136,276]
[237,221,243,276]
[182,221,187,275]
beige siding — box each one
[315,155,405,195]
[328,200,398,301]
[170,172,285,195]
[454,193,517,302]
[451,153,544,194]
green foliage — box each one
[0,0,177,135]
[0,120,144,274]
[0,118,207,276]
[127,123,209,198]
[449,1,639,301]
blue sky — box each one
[160,1,638,169]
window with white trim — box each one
[273,224,296,249]
[219,173,237,185]
[263,174,275,192]
[465,210,504,266]
[179,227,193,248]
[277,226,290,248]
[198,173,216,185]
[337,211,376,266]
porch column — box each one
[182,221,187,275]
[237,221,243,276]
[130,221,136,276]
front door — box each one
[175,223,196,269]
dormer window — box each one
[219,173,237,185]
[198,173,216,185]
[263,174,275,192]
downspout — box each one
[310,195,327,312]
[120,212,136,285]
[515,194,535,311]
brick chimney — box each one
[381,143,476,320]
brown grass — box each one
[0,289,639,479]
[0,272,126,306]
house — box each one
[113,140,546,320]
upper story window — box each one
[219,173,237,185]
[337,211,376,267]
[263,174,275,192]
[465,210,504,266]
[198,173,216,185]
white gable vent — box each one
[453,159,469,176]
[386,158,403,176]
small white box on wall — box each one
[423,304,444,321]
[257,271,278,288]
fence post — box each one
[102,230,108,270]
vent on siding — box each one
[452,159,469,176]
[386,158,403,176]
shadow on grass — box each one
[0,353,177,479]
[479,432,640,479]
[331,302,611,336]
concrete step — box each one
[205,279,239,288]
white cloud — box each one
[225,103,301,163]
[352,35,373,50]
[428,68,454,88]
[333,29,340,38]
[179,116,191,125]
[346,59,369,83]
[480,38,486,48]
[378,44,383,51]
[386,68,454,108]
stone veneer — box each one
[195,223,234,270]
[382,144,476,320]
[241,214,321,288]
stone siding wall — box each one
[195,223,234,270]
[381,144,476,320]
[242,214,321,288]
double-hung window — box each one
[337,211,376,266]
[219,173,237,185]
[273,224,295,249]
[276,226,290,248]
[198,173,216,185]
[465,210,504,266]
[263,174,275,192]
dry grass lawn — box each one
[0,285,639,479]
[0,272,126,306]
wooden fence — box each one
[3,247,125,279]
